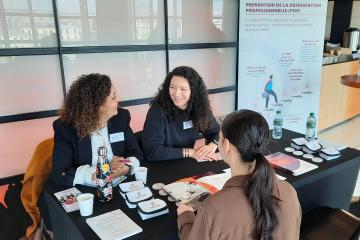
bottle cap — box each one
[276,110,281,114]
[98,146,107,157]
[310,112,315,116]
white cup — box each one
[77,193,94,217]
[135,167,148,184]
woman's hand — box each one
[177,204,194,216]
[111,164,129,177]
[110,156,129,177]
[110,156,124,169]
[194,142,217,160]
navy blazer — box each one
[142,105,220,161]
[50,108,142,186]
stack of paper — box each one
[86,209,142,240]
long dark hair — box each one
[59,73,112,138]
[222,110,279,240]
[151,66,212,132]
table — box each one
[44,129,360,240]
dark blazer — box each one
[142,105,220,161]
[50,108,142,186]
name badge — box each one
[183,120,193,130]
[109,132,124,143]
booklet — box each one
[86,209,142,240]
[265,152,318,176]
[54,187,81,213]
[162,171,224,205]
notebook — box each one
[86,209,142,240]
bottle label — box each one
[96,156,113,202]
[273,119,283,126]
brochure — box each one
[54,187,81,213]
[86,209,142,240]
[265,152,318,176]
[162,171,225,205]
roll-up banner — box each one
[238,0,327,133]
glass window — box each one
[208,91,235,117]
[167,0,238,43]
[0,117,56,178]
[350,2,360,30]
[0,0,56,48]
[123,104,150,132]
[169,47,236,89]
[325,1,334,40]
[57,0,165,46]
[62,51,166,101]
[0,55,64,116]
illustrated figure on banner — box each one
[262,75,279,108]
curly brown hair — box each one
[59,73,112,138]
[151,66,213,132]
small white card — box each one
[183,120,193,129]
[109,132,124,143]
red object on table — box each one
[341,74,360,88]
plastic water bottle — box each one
[272,110,283,139]
[96,146,113,202]
[305,112,316,141]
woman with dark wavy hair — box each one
[142,66,220,161]
[177,110,301,240]
[50,73,142,186]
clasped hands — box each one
[91,155,129,181]
[110,156,130,177]
[189,142,221,161]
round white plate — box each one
[312,157,323,163]
[303,154,314,159]
[285,147,295,152]
[152,183,165,191]
[293,150,303,156]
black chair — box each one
[300,207,360,240]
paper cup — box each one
[77,193,94,217]
[135,167,148,184]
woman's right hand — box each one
[110,156,129,177]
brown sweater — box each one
[177,175,301,240]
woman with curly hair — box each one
[142,66,220,161]
[177,110,301,240]
[50,73,142,186]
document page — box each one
[86,209,142,240]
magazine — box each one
[265,152,318,176]
[54,187,82,212]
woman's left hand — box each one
[177,204,194,216]
[194,142,217,160]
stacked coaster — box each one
[291,137,308,150]
[118,180,169,220]
[125,187,153,209]
[119,181,144,199]
[138,199,169,220]
[319,148,341,160]
[302,141,322,155]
